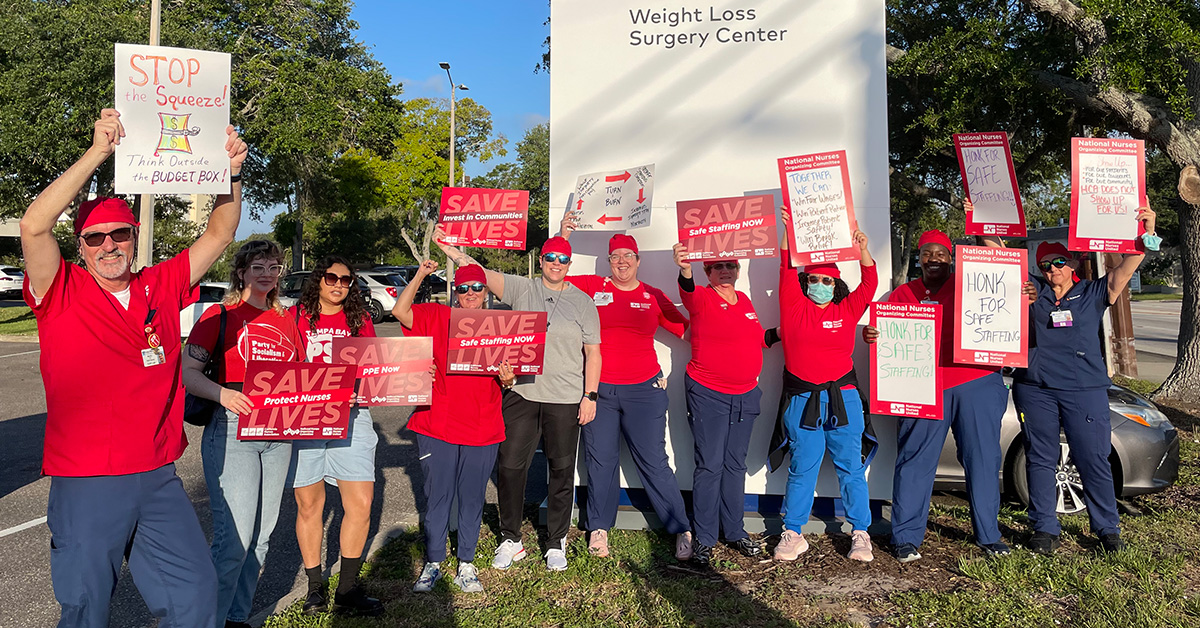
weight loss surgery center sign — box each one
[114,43,232,194]
[628,6,789,49]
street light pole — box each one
[136,0,161,270]
[439,62,469,301]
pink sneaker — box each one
[774,529,808,561]
[588,529,609,558]
[848,530,874,562]
[675,531,694,561]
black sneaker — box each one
[691,543,714,567]
[979,541,1011,557]
[727,537,763,558]
[1099,533,1126,553]
[1028,531,1060,555]
[301,583,328,616]
[332,585,384,617]
[893,543,922,563]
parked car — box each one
[280,271,393,324]
[180,282,229,338]
[0,265,24,298]
[374,265,442,303]
[934,379,1179,515]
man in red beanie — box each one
[20,108,247,628]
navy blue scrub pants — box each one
[1012,383,1120,537]
[47,463,216,628]
[416,434,499,563]
[685,374,762,547]
[891,372,1008,549]
[583,374,689,534]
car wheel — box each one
[366,299,384,324]
[1012,442,1091,515]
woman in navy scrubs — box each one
[1014,206,1158,554]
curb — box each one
[0,335,37,343]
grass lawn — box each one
[1131,292,1183,301]
[265,386,1200,628]
[0,306,36,335]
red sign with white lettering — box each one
[439,187,530,250]
[238,362,355,440]
[448,309,548,375]
[332,336,433,406]
[676,194,779,262]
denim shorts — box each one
[292,407,379,487]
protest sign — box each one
[676,194,779,262]
[777,151,860,267]
[332,337,434,406]
[438,187,530,250]
[114,43,232,195]
[566,164,655,231]
[448,309,548,375]
[954,132,1027,237]
[870,302,942,420]
[238,362,355,440]
[1069,138,1148,253]
[953,246,1029,367]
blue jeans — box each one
[781,388,871,532]
[202,408,292,624]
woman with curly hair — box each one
[182,239,305,628]
[287,256,383,617]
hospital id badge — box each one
[593,292,613,306]
[1051,310,1074,328]
[141,346,166,367]
[921,299,937,305]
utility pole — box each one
[136,0,161,270]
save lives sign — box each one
[438,187,530,250]
[870,303,942,420]
[676,194,779,261]
[332,337,433,406]
[953,246,1029,368]
[238,362,355,440]
[448,310,548,375]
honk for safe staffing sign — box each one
[114,43,232,195]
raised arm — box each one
[188,126,249,284]
[393,260,437,328]
[20,110,123,297]
[433,224,506,299]
[1106,206,1156,304]
[559,207,577,240]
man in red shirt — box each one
[20,109,247,628]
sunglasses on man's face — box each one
[707,262,739,271]
[1038,257,1070,272]
[80,227,134,247]
[455,282,487,294]
[542,253,571,264]
[322,273,353,288]
[807,275,835,286]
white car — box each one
[0,265,25,298]
[359,272,404,323]
[180,282,229,338]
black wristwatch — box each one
[585,391,598,402]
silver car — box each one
[934,379,1179,514]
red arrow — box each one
[637,187,645,203]
[605,171,631,184]
[576,199,584,210]
[596,214,623,225]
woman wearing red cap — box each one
[767,211,878,563]
[434,227,602,573]
[559,217,693,560]
[393,260,514,593]
[1014,206,1157,555]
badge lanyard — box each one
[141,307,167,366]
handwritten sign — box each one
[870,303,942,420]
[676,194,778,261]
[567,164,655,231]
[952,246,1029,368]
[1069,138,1148,253]
[448,309,548,375]
[332,337,433,406]
[238,362,355,440]
[777,150,860,267]
[438,187,530,250]
[954,132,1027,237]
[114,43,232,195]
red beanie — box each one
[75,197,139,234]
[608,234,638,254]
[454,264,486,286]
[1036,241,1070,261]
[542,236,572,258]
[803,263,841,279]
[917,229,952,253]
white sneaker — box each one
[412,562,441,592]
[453,563,484,593]
[491,539,526,570]
[545,539,568,571]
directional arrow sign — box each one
[567,163,655,231]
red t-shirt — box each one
[402,303,505,446]
[890,275,998,389]
[188,301,305,384]
[565,275,688,384]
[290,306,376,364]
[679,283,765,395]
[779,259,878,385]
[26,253,197,477]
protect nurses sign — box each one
[238,362,355,440]
[114,43,232,195]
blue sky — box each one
[238,0,551,237]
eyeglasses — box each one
[455,282,486,294]
[248,263,285,276]
[1037,257,1070,272]
[322,273,353,288]
[807,276,835,286]
[80,227,134,247]
[608,252,637,262]
[542,253,571,264]
[706,262,739,271]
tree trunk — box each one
[293,183,306,270]
[890,205,923,289]
[1152,169,1200,402]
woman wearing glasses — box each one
[434,228,601,573]
[182,240,305,628]
[1013,206,1157,556]
[393,260,514,593]
[767,213,878,563]
[558,217,693,561]
[287,257,383,617]
[670,244,778,566]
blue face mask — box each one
[808,282,834,304]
